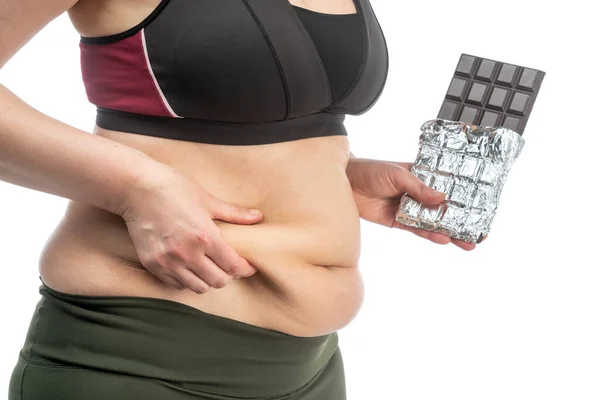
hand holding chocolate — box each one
[395,54,545,243]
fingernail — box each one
[249,209,261,216]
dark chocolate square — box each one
[496,64,517,87]
[475,59,497,82]
[439,100,460,120]
[487,87,508,110]
[466,83,489,106]
[480,111,501,127]
[459,106,480,124]
[508,92,529,116]
[438,54,545,135]
[446,78,468,101]
[456,54,476,77]
[502,116,522,132]
[517,68,538,92]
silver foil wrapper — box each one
[394,118,525,243]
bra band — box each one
[96,107,347,145]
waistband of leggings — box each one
[21,283,339,398]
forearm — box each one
[0,84,159,215]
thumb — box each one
[393,168,445,205]
[211,199,263,224]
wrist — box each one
[112,154,173,219]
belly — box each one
[39,129,364,337]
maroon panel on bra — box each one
[80,31,171,117]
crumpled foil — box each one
[394,118,525,243]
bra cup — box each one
[141,0,386,121]
[243,0,331,119]
[323,0,389,115]
[144,0,288,122]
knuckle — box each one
[194,231,214,245]
[144,251,167,267]
[157,254,175,269]
[223,262,241,276]
[165,243,185,259]
[417,184,431,199]
[138,253,154,266]
[397,166,411,179]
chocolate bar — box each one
[437,54,545,134]
[395,53,546,243]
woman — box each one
[1,0,476,398]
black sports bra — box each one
[79,0,388,145]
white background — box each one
[1,0,599,399]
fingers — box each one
[391,160,483,251]
[155,240,248,294]
[451,239,476,251]
[185,253,233,289]
[391,166,445,205]
[392,220,451,244]
[171,267,211,294]
[408,227,451,245]
[393,220,478,250]
[155,272,185,290]
[201,231,257,278]
[210,198,263,225]
[393,161,413,171]
[140,228,255,293]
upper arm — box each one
[0,0,79,69]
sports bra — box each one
[79,0,388,145]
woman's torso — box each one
[39,0,386,337]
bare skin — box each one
[39,131,364,337]
[1,0,477,339]
[36,0,362,338]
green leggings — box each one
[8,283,346,399]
